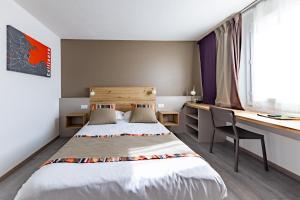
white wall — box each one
[0,0,61,177]
[156,96,191,112]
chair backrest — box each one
[209,106,236,128]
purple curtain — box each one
[198,32,217,105]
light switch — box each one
[80,105,88,110]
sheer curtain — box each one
[241,0,300,114]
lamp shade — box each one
[90,89,95,96]
[152,89,157,95]
[190,90,196,96]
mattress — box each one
[14,120,227,200]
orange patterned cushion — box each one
[131,103,155,111]
[90,103,116,111]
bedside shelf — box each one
[158,111,179,127]
[164,122,178,126]
[66,113,88,129]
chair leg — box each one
[234,139,239,172]
[233,139,236,153]
[261,138,269,171]
[209,129,215,153]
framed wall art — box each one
[7,25,51,77]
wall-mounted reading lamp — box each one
[90,89,95,96]
[151,88,157,95]
[147,88,157,95]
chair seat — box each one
[216,126,264,139]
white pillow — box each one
[116,110,125,120]
[124,111,132,120]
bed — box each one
[14,87,227,200]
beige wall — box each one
[61,40,201,97]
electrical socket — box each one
[80,105,88,110]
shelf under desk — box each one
[186,102,300,139]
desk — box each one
[186,102,300,138]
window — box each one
[240,0,300,114]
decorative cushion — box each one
[89,108,117,125]
[129,108,157,123]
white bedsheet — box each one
[76,120,171,136]
[15,120,227,200]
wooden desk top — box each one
[158,111,179,115]
[186,102,300,136]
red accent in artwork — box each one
[24,34,51,70]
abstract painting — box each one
[7,25,51,77]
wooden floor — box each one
[0,138,69,200]
[0,136,300,200]
[177,133,300,200]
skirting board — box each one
[0,136,59,182]
[239,146,300,182]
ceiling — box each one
[15,0,254,41]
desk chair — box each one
[209,106,269,172]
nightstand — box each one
[65,113,88,128]
[158,111,179,127]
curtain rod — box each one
[197,0,263,41]
[241,0,263,13]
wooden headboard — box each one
[89,86,156,112]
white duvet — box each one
[15,120,227,200]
